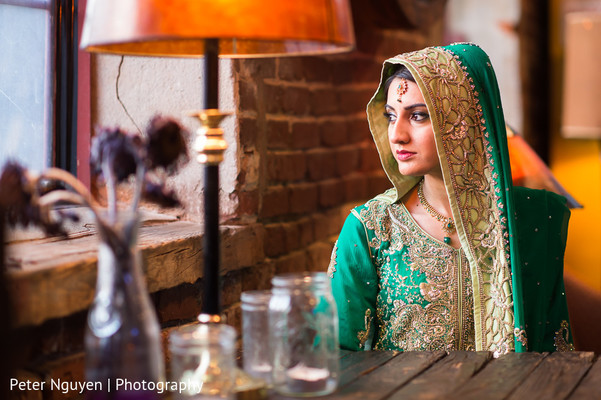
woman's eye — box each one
[383,111,396,123]
[411,112,429,122]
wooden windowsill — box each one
[4,212,265,328]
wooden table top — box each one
[270,350,601,400]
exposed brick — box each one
[329,57,355,85]
[343,173,369,202]
[264,83,285,114]
[235,58,276,80]
[360,142,383,172]
[281,85,311,115]
[238,151,261,189]
[310,87,339,116]
[320,119,348,147]
[341,57,382,84]
[313,209,347,242]
[238,80,258,112]
[264,223,286,258]
[347,117,371,144]
[301,57,332,83]
[221,224,266,269]
[306,149,338,181]
[260,185,290,218]
[238,116,258,150]
[338,86,375,114]
[278,56,332,82]
[237,189,259,216]
[306,241,334,272]
[156,282,202,323]
[291,120,320,149]
[278,57,305,81]
[289,182,318,215]
[221,270,243,309]
[265,118,290,149]
[267,151,306,182]
[318,179,345,208]
[241,262,275,292]
[335,146,361,176]
[367,171,393,197]
[297,217,315,247]
[22,313,87,361]
[282,221,301,252]
[274,250,308,275]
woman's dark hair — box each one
[383,65,415,96]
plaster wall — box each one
[90,55,239,222]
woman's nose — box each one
[390,120,409,144]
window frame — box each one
[0,0,88,183]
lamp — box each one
[80,0,355,317]
[561,11,601,139]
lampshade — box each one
[561,12,601,139]
[80,0,355,57]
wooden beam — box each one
[5,221,265,327]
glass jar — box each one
[169,321,237,400]
[85,212,164,400]
[269,272,339,397]
[241,290,272,385]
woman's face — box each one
[385,77,440,178]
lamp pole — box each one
[195,38,229,317]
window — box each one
[0,0,79,175]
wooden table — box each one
[270,351,601,400]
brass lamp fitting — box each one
[191,109,231,165]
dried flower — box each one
[145,116,188,172]
[142,180,180,208]
[0,161,67,236]
[90,127,140,183]
[0,116,189,240]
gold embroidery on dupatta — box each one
[357,198,475,352]
[554,320,575,352]
[513,328,528,350]
[327,241,338,278]
[398,46,515,355]
[357,308,373,349]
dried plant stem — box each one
[102,158,118,224]
[42,168,98,208]
[131,164,146,213]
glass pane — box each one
[0,3,51,171]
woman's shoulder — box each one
[350,188,399,220]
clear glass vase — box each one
[85,212,164,400]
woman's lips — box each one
[396,150,415,161]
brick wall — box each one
[5,4,441,398]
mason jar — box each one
[241,290,273,385]
[269,272,339,397]
[169,320,237,399]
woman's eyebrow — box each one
[404,103,427,110]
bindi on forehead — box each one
[396,79,408,103]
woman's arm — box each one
[329,210,379,351]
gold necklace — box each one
[417,179,455,244]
